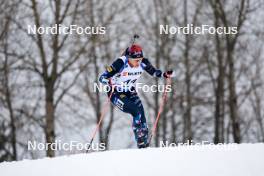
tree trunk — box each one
[227,49,241,143]
[45,82,55,157]
[183,0,192,142]
[213,7,225,144]
[4,39,17,160]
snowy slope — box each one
[1,143,263,176]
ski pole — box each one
[148,77,172,145]
[86,81,114,152]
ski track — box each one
[0,143,263,176]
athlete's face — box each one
[129,57,143,67]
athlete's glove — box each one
[163,70,175,78]
[99,75,110,85]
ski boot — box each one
[135,129,149,148]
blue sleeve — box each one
[141,58,163,77]
[99,58,124,82]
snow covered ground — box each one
[1,143,263,176]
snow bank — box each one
[1,143,263,176]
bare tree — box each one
[0,0,21,161]
[11,0,90,157]
[210,0,251,143]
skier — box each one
[99,44,173,148]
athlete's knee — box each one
[126,103,140,117]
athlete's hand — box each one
[163,70,175,78]
[99,76,110,85]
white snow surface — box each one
[1,143,263,176]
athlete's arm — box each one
[141,58,174,78]
[141,58,163,77]
[99,58,124,84]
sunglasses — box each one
[132,58,143,62]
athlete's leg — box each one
[110,91,148,148]
[129,92,148,147]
